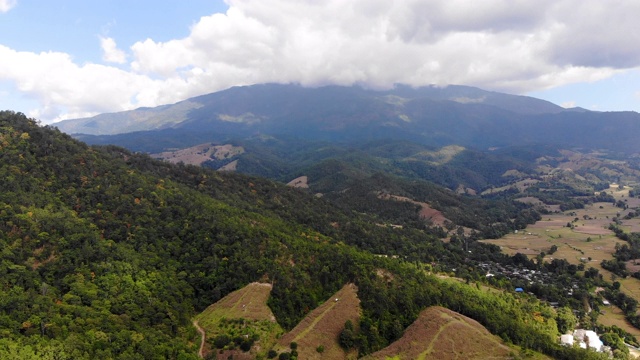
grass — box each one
[274,283,361,360]
[361,306,547,360]
[193,282,283,359]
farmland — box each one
[483,185,640,342]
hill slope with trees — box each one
[0,111,611,359]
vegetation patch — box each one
[194,282,282,359]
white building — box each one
[572,329,604,352]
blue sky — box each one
[0,1,227,60]
[1,0,639,123]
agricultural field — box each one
[483,186,639,267]
[483,185,640,342]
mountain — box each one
[55,83,564,136]
[57,83,640,154]
[0,111,609,359]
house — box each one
[515,287,524,293]
[573,329,604,352]
[560,334,574,346]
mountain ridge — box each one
[56,83,640,154]
[56,83,566,136]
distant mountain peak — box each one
[56,83,564,136]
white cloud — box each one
[560,101,576,108]
[129,0,640,95]
[100,37,127,64]
[0,45,159,122]
[3,0,640,122]
[0,0,16,13]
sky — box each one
[1,0,639,124]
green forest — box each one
[0,111,620,359]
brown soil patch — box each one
[362,306,512,360]
[626,260,640,273]
[152,143,244,166]
[573,225,611,236]
[275,283,360,360]
[198,282,276,322]
[218,159,238,171]
[287,176,309,188]
[378,193,449,227]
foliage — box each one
[0,111,613,360]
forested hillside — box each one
[0,111,610,359]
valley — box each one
[484,185,640,341]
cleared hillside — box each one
[194,282,282,359]
[274,283,360,359]
[362,306,514,360]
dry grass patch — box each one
[361,306,531,360]
[286,175,309,188]
[483,201,625,266]
[274,283,360,360]
[378,193,450,227]
[598,303,640,338]
[194,282,282,359]
[152,143,244,166]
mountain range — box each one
[56,83,640,154]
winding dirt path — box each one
[193,320,205,359]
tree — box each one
[555,307,577,334]
[339,320,356,349]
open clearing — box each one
[482,199,630,267]
[194,282,282,359]
[378,193,450,227]
[274,283,360,360]
[483,186,640,341]
[362,306,535,360]
[152,143,244,166]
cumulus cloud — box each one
[100,37,127,64]
[0,45,160,121]
[2,0,640,122]
[0,0,16,13]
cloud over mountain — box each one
[0,0,639,122]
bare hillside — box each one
[275,283,361,360]
[362,306,514,360]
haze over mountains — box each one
[56,83,640,154]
